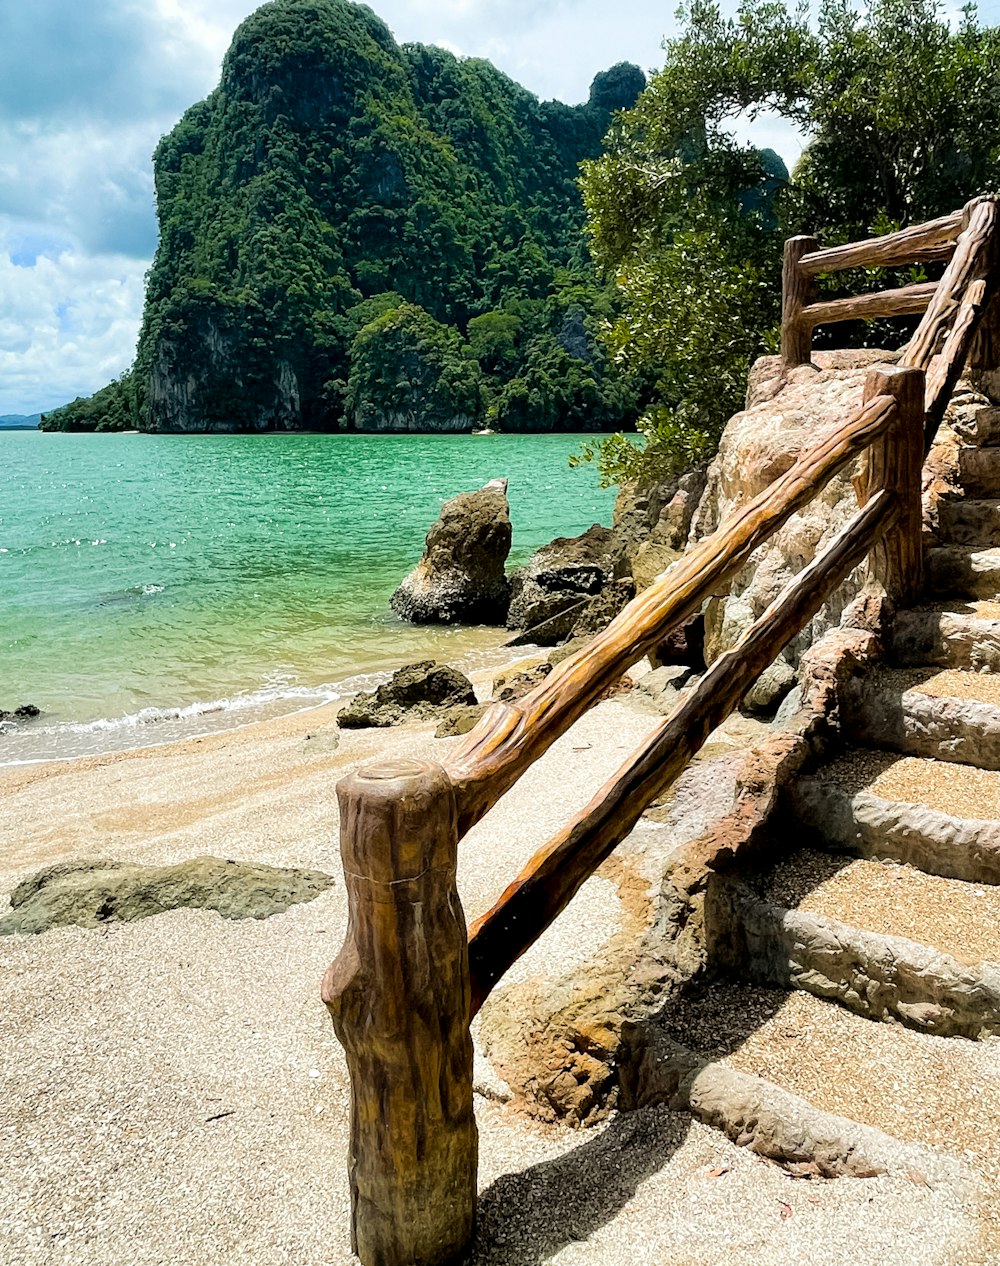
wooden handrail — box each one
[325,192,1000,1266]
[468,489,898,1014]
[444,390,897,836]
[797,210,962,276]
[800,281,936,330]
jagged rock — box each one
[491,659,552,702]
[391,479,511,624]
[506,523,614,643]
[610,469,706,583]
[337,660,476,728]
[0,704,40,723]
[434,704,488,738]
[0,856,335,935]
[634,664,698,715]
[741,658,796,715]
[569,577,636,638]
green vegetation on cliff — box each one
[46,0,649,433]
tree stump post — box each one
[780,235,818,371]
[322,759,477,1266]
[856,366,926,605]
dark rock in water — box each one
[0,856,334,936]
[391,479,512,624]
[434,703,488,738]
[506,523,614,644]
[337,660,477,728]
[0,704,41,724]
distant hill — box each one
[0,414,41,429]
[43,0,650,435]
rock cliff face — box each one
[689,349,902,668]
[127,0,643,434]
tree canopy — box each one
[580,0,1000,483]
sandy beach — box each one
[0,681,992,1266]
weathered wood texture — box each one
[322,759,477,1266]
[467,491,899,1014]
[902,197,1000,446]
[801,281,936,330]
[797,211,961,276]
[445,392,897,837]
[854,367,926,604]
[780,235,818,368]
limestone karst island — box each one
[5,1,1000,1264]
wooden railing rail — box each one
[781,198,996,374]
[324,197,1000,1266]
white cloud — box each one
[0,224,145,414]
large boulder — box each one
[337,659,477,728]
[391,478,512,623]
[506,523,614,644]
[0,856,334,935]
[689,350,902,667]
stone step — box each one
[958,446,1000,497]
[890,604,1000,669]
[927,546,1000,599]
[622,982,988,1187]
[951,402,1000,446]
[786,764,1000,884]
[840,666,1000,772]
[937,498,1000,546]
[705,873,1000,1038]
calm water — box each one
[0,431,617,762]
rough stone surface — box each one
[620,1027,900,1178]
[337,659,477,728]
[690,351,903,667]
[610,468,707,584]
[0,856,335,935]
[891,607,1000,670]
[506,523,613,641]
[958,446,1000,497]
[927,545,1000,599]
[787,775,1000,885]
[434,703,488,738]
[391,479,512,624]
[841,671,1000,771]
[491,659,552,703]
[633,664,698,715]
[937,498,1000,546]
[741,658,796,715]
[706,876,1000,1038]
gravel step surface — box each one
[819,748,1000,820]
[758,846,1000,966]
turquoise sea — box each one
[0,431,618,763]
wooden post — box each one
[322,759,477,1266]
[968,287,1000,400]
[780,235,818,371]
[855,366,925,605]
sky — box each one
[0,0,983,417]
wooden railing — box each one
[322,197,1000,1266]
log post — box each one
[968,287,1000,400]
[855,366,925,605]
[322,759,477,1266]
[780,235,818,370]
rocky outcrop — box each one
[391,479,512,624]
[0,856,334,935]
[337,660,477,728]
[0,704,40,723]
[610,468,706,587]
[689,350,901,666]
[506,523,614,643]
